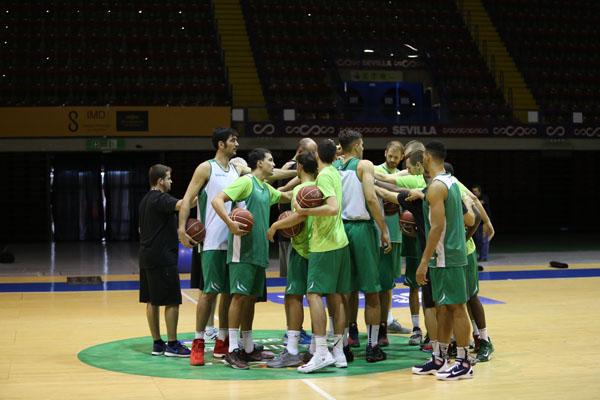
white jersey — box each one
[336,157,370,221]
[197,159,239,251]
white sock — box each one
[315,335,328,356]
[286,330,300,355]
[479,327,488,341]
[343,327,349,346]
[411,314,420,329]
[242,330,253,353]
[387,310,394,325]
[328,316,335,336]
[309,335,316,355]
[432,340,440,359]
[367,324,380,347]
[471,320,480,336]
[195,331,205,340]
[439,342,449,359]
[457,346,468,360]
[228,328,239,352]
[333,334,343,352]
[206,325,214,332]
[218,328,227,341]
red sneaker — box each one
[213,338,229,359]
[190,338,205,366]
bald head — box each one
[297,138,317,155]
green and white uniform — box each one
[395,174,427,288]
[223,175,281,296]
[306,165,350,295]
[285,181,314,295]
[334,157,381,294]
[197,159,240,294]
[454,178,479,298]
[423,173,468,305]
[375,163,402,290]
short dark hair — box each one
[338,130,362,151]
[444,162,454,175]
[211,127,238,150]
[407,150,424,166]
[385,140,404,153]
[296,151,318,175]
[317,139,337,164]
[149,164,171,186]
[425,141,447,161]
[247,148,271,170]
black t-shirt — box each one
[138,190,179,269]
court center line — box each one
[301,379,336,400]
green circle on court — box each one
[78,330,428,380]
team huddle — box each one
[138,127,495,381]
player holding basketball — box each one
[294,139,351,373]
[415,141,473,380]
[334,130,391,363]
[211,148,292,370]
[266,151,318,367]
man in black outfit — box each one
[139,164,194,357]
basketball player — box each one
[294,139,351,373]
[334,130,391,362]
[266,151,318,367]
[211,148,292,370]
[139,164,193,358]
[415,141,473,380]
[373,141,405,346]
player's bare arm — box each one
[178,162,210,248]
[359,160,391,252]
[267,212,307,242]
[295,196,338,217]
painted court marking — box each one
[302,379,336,400]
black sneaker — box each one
[343,345,354,363]
[348,322,360,347]
[224,349,249,370]
[366,345,386,363]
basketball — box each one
[296,185,324,208]
[185,218,206,243]
[278,210,304,238]
[399,210,417,238]
[230,208,254,232]
[383,201,399,216]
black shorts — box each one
[421,270,435,309]
[189,249,204,290]
[139,266,182,306]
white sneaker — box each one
[297,351,335,373]
[332,347,347,368]
[204,327,218,341]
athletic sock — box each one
[471,320,480,336]
[154,339,164,344]
[432,340,442,362]
[241,330,253,353]
[439,342,449,360]
[387,310,394,325]
[167,340,177,347]
[343,327,349,346]
[309,335,316,355]
[328,316,335,336]
[315,335,328,356]
[479,327,489,341]
[367,324,380,347]
[333,334,343,352]
[195,331,205,340]
[218,328,227,341]
[286,330,300,355]
[228,328,239,352]
[411,314,420,329]
[457,346,468,360]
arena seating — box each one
[483,0,600,124]
[0,1,229,106]
[242,0,511,122]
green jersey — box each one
[223,175,281,268]
[375,163,401,243]
[396,173,426,256]
[396,174,427,189]
[454,178,476,255]
[423,173,467,268]
[310,165,348,253]
[291,181,315,259]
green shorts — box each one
[466,251,479,298]
[286,247,308,295]
[379,243,401,291]
[229,262,266,297]
[344,221,381,294]
[429,265,468,305]
[403,256,420,289]
[201,250,229,294]
[307,246,351,295]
